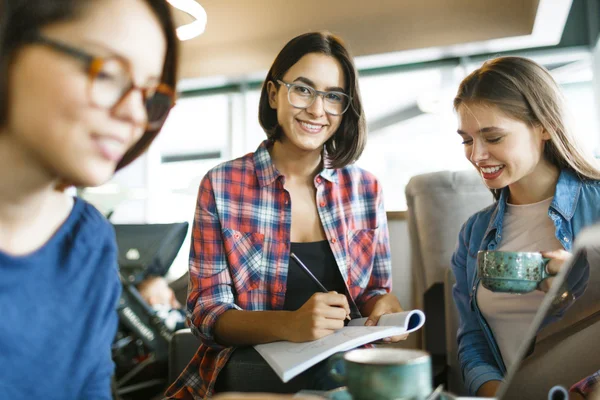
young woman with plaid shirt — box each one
[166,31,406,399]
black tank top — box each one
[283,240,346,311]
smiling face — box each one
[4,0,166,187]
[267,53,345,154]
[457,103,553,193]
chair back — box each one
[405,170,492,394]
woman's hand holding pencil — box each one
[282,292,351,342]
[281,252,353,342]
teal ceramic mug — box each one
[328,348,432,400]
[477,250,552,293]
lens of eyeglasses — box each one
[145,88,174,130]
[90,59,173,129]
[287,84,349,116]
[90,59,129,109]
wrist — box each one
[270,310,294,341]
[359,293,384,317]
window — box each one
[147,95,230,279]
[356,66,471,210]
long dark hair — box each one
[258,31,366,169]
[0,0,179,171]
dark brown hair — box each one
[258,31,366,169]
[454,56,600,200]
[0,0,179,171]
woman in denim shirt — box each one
[451,56,600,397]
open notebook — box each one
[254,309,425,383]
[496,222,600,399]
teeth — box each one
[300,121,322,131]
[98,139,122,152]
[481,166,504,174]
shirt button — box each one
[320,201,326,207]
[234,233,240,239]
[316,177,322,183]
[331,238,337,244]
[284,199,289,205]
[564,237,570,243]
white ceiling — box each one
[172,0,572,82]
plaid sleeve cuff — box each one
[189,302,241,347]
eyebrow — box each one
[457,127,507,135]
[84,39,162,84]
[293,76,345,93]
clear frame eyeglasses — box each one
[30,34,175,131]
[277,80,351,116]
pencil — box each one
[289,252,351,321]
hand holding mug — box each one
[538,249,572,293]
[478,250,553,294]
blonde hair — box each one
[454,56,600,198]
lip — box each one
[479,165,505,180]
[92,134,127,162]
[296,119,327,134]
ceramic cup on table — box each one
[328,348,432,400]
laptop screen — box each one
[498,223,600,399]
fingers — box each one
[375,333,409,344]
[304,293,349,326]
[538,276,554,293]
[541,249,570,259]
[385,334,409,342]
[309,292,350,316]
[324,291,351,314]
[364,294,404,327]
[319,304,350,321]
[541,249,572,275]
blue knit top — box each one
[0,197,121,399]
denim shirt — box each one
[451,169,600,395]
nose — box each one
[469,139,489,164]
[306,94,326,117]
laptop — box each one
[497,222,600,399]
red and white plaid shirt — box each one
[165,140,392,399]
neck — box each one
[269,139,323,183]
[0,133,67,232]
[507,159,560,205]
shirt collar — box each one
[485,168,582,240]
[485,191,507,241]
[252,140,339,186]
[319,165,338,183]
[550,168,582,220]
[253,140,282,187]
